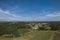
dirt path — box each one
[49,31,54,40]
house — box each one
[26,23,39,29]
[32,24,39,30]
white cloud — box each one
[0,9,18,17]
[0,9,22,21]
[40,12,60,21]
[0,8,60,21]
[46,12,60,17]
[32,11,60,21]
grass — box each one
[17,28,29,35]
[53,31,60,40]
[0,28,29,40]
[0,36,13,40]
[13,30,52,40]
[32,31,52,40]
[0,30,60,40]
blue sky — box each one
[0,0,60,21]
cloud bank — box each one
[0,8,60,21]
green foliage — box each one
[0,22,28,37]
[48,23,60,30]
[0,22,60,37]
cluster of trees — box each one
[0,22,28,37]
[48,23,60,30]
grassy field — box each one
[28,31,52,40]
[13,30,52,40]
[0,30,60,40]
[53,31,60,40]
[0,36,13,40]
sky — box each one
[0,0,60,21]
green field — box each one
[0,30,60,40]
[24,31,52,40]
[13,30,60,40]
[0,36,12,40]
[53,31,60,40]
